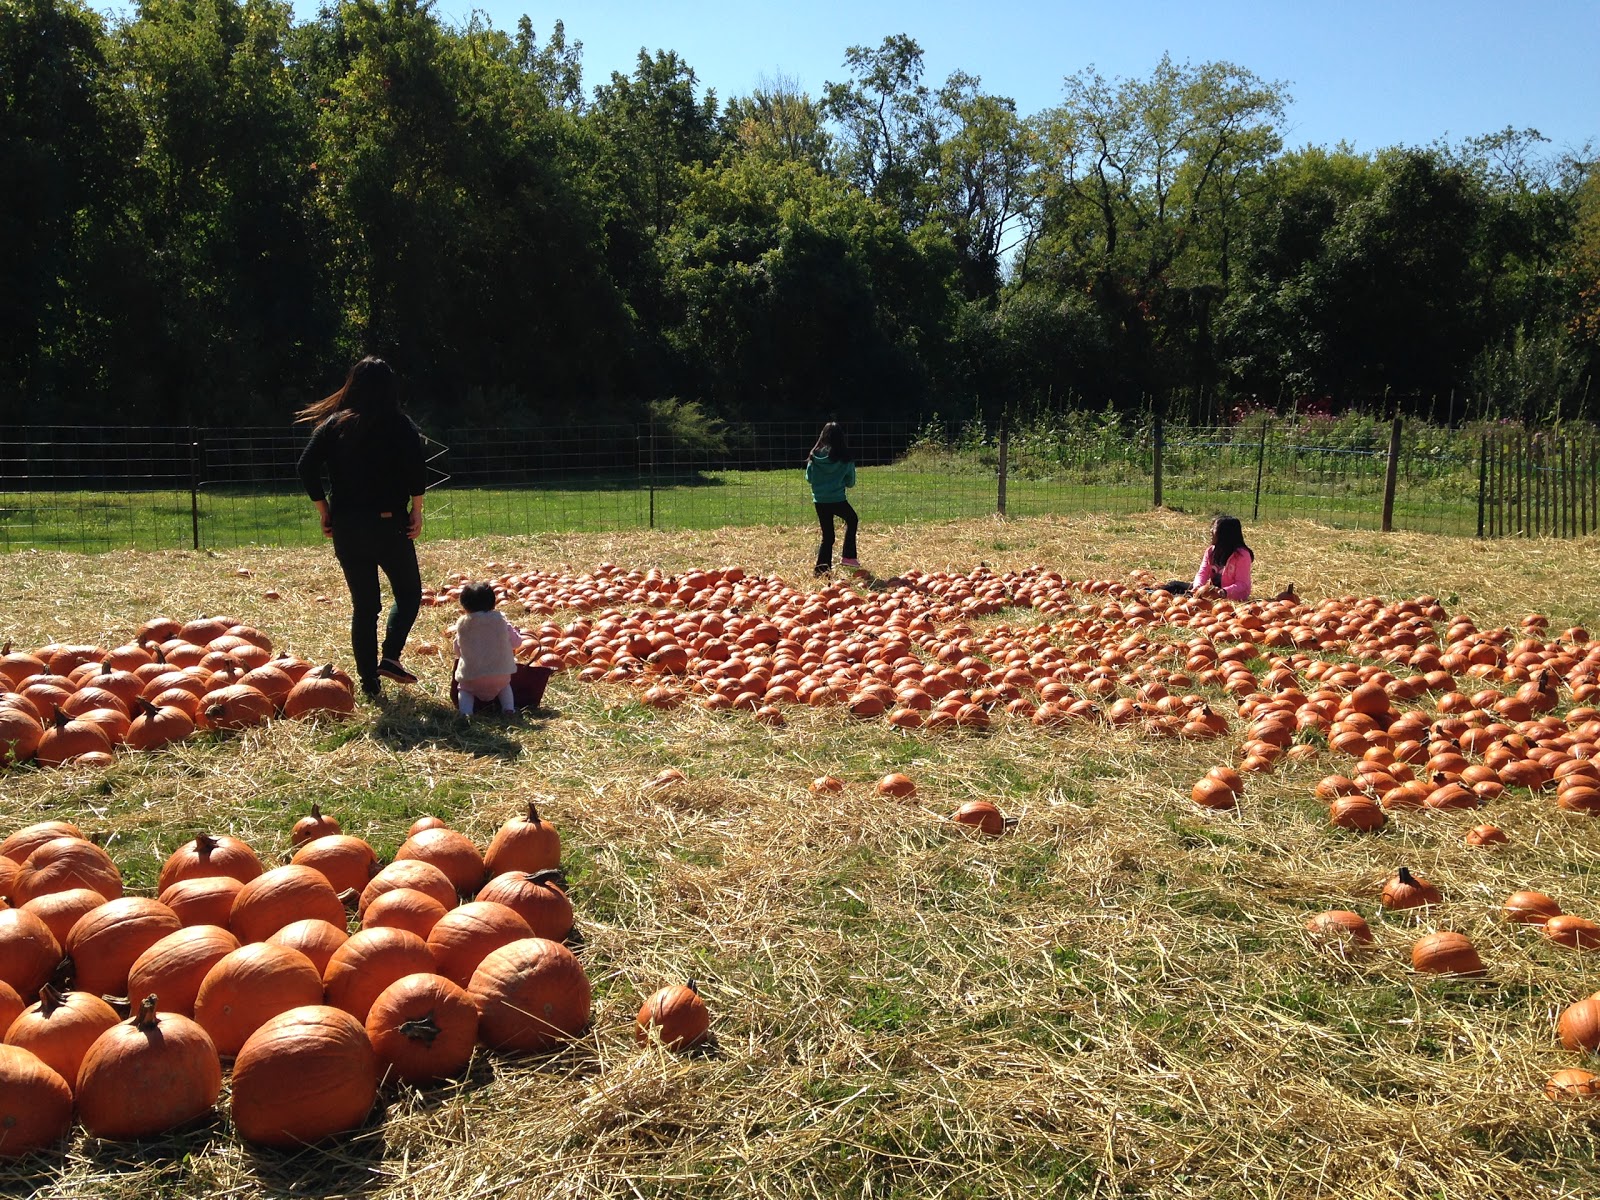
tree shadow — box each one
[238,1103,390,1198]
[367,691,558,760]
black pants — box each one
[814,500,858,569]
[332,512,422,687]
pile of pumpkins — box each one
[0,805,707,1156]
[0,616,356,770]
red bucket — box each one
[448,662,552,711]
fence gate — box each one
[1478,428,1600,538]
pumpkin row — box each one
[0,809,709,1157]
[0,617,354,770]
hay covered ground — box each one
[3,510,1600,1200]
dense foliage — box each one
[2,0,1596,427]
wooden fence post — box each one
[1381,416,1401,532]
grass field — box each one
[2,512,1598,1199]
[0,452,1491,555]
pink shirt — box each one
[1193,547,1253,600]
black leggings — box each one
[332,513,422,686]
[814,500,858,569]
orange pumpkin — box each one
[11,836,122,904]
[394,827,486,895]
[230,865,346,943]
[19,887,105,946]
[365,972,479,1084]
[3,984,120,1092]
[264,918,350,977]
[635,979,711,1050]
[158,875,245,928]
[157,833,263,893]
[359,860,457,918]
[75,996,222,1139]
[469,937,591,1053]
[0,1044,72,1157]
[64,897,182,996]
[425,901,534,988]
[194,942,326,1057]
[322,928,436,1022]
[0,908,63,998]
[361,888,449,940]
[475,870,573,941]
[291,834,380,895]
[290,803,342,847]
[1411,931,1486,975]
[231,1005,377,1146]
[126,925,241,1017]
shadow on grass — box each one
[368,691,559,760]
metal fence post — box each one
[1251,420,1267,521]
[189,429,202,551]
[1381,416,1401,532]
[647,418,656,530]
[996,410,1008,517]
[1152,411,1164,509]
[1476,434,1487,539]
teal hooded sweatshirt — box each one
[805,451,856,503]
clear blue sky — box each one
[394,0,1598,157]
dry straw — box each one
[2,513,1599,1198]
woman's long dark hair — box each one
[1208,515,1253,575]
[808,422,852,464]
[296,357,401,424]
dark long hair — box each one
[808,422,852,464]
[1208,515,1253,575]
[296,357,401,425]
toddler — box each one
[451,581,523,715]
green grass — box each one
[1,453,1500,554]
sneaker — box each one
[813,565,831,577]
[360,678,383,700]
[841,557,861,568]
[376,657,418,685]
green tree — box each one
[823,34,942,230]
[0,0,144,412]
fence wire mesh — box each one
[0,418,1590,554]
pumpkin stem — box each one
[529,868,566,889]
[38,983,64,1016]
[685,978,699,994]
[526,801,541,825]
[1396,866,1416,885]
[135,697,160,718]
[195,833,217,854]
[310,803,322,820]
[51,705,71,730]
[398,1013,441,1045]
[132,995,159,1030]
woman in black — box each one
[296,357,427,698]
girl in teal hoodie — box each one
[805,422,859,575]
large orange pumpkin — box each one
[64,897,182,996]
[11,837,122,904]
[230,865,346,943]
[126,925,240,1018]
[19,887,105,947]
[230,1005,377,1146]
[475,870,573,941]
[469,937,591,1053]
[365,972,479,1084]
[291,834,380,896]
[0,1045,72,1157]
[322,927,436,1022]
[482,802,561,876]
[394,827,486,895]
[0,821,85,865]
[159,875,245,928]
[0,908,63,998]
[265,918,349,976]
[425,901,534,988]
[193,943,326,1056]
[358,860,457,918]
[3,984,120,1092]
[157,833,264,893]
[361,888,449,940]
[75,996,222,1139]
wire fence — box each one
[0,417,1594,554]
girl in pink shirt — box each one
[1192,515,1254,600]
[451,582,524,715]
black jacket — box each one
[297,411,428,517]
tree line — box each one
[3,0,1598,432]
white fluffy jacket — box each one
[453,611,518,679]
